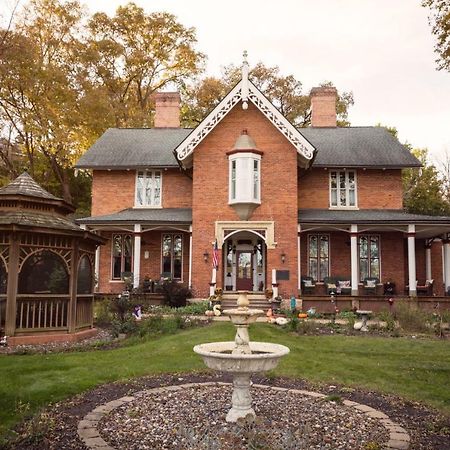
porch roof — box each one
[298,209,450,225]
[77,208,192,225]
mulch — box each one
[5,372,450,450]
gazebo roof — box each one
[0,172,60,200]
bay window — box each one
[330,170,357,208]
[359,235,380,281]
[308,234,329,281]
[136,170,162,207]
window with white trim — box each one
[162,234,183,280]
[136,170,162,207]
[229,153,261,203]
[330,170,356,207]
[359,235,380,281]
[308,234,329,281]
[111,234,133,280]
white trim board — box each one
[175,80,315,168]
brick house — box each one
[76,59,450,304]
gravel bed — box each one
[0,328,114,355]
[99,384,389,450]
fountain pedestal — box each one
[194,291,290,423]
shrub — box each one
[176,301,209,315]
[338,310,357,329]
[94,298,113,326]
[377,310,397,332]
[110,294,132,323]
[157,280,192,307]
[395,301,430,334]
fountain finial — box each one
[236,291,250,309]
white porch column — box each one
[350,224,359,296]
[94,246,100,292]
[271,268,278,299]
[425,244,432,281]
[133,224,141,289]
[444,240,450,295]
[188,225,193,289]
[407,224,417,296]
[297,225,301,292]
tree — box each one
[83,3,205,127]
[422,0,450,71]
[403,147,450,215]
[0,0,205,207]
[182,62,354,127]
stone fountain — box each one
[194,291,290,422]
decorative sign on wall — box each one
[276,270,290,281]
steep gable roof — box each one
[174,79,316,168]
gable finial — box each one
[242,50,249,110]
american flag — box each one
[212,240,219,269]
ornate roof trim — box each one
[175,80,315,167]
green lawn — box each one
[1,322,449,440]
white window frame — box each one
[307,233,330,282]
[358,234,381,282]
[228,153,261,204]
[161,233,184,281]
[329,170,358,209]
[135,170,162,208]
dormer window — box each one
[330,170,357,208]
[227,130,262,220]
[135,170,162,207]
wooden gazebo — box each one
[0,173,105,345]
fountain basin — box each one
[193,341,290,373]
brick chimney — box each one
[154,92,180,128]
[310,86,337,127]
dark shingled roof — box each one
[0,172,60,200]
[303,127,421,168]
[298,209,450,224]
[77,208,192,224]
[75,126,421,169]
[0,210,81,231]
[76,128,192,169]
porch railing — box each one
[16,295,69,332]
[76,295,93,329]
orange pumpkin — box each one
[298,313,308,319]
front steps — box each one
[220,292,272,311]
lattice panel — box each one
[177,88,242,160]
[0,245,9,269]
[19,247,72,272]
[248,91,314,160]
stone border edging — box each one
[77,382,410,450]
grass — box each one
[1,322,449,441]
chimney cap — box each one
[310,86,337,97]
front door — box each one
[236,251,253,290]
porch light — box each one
[203,251,209,262]
[281,252,286,263]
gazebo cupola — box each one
[227,129,262,220]
[0,172,105,345]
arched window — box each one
[77,255,93,294]
[18,250,69,294]
[0,258,6,295]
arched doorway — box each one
[223,231,266,292]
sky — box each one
[3,0,450,165]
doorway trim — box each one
[215,221,276,249]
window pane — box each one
[340,188,347,206]
[359,237,368,258]
[331,189,337,206]
[113,235,122,257]
[319,258,329,281]
[360,259,369,281]
[320,236,329,257]
[231,160,236,199]
[309,236,317,257]
[339,172,346,189]
[253,160,259,200]
[77,255,93,294]
[173,235,182,279]
[123,235,132,257]
[162,235,172,274]
[371,258,380,278]
[330,172,337,189]
[349,189,355,206]
[18,250,69,294]
[136,172,144,206]
[370,236,379,257]
[154,172,161,206]
[309,259,317,281]
[348,172,355,189]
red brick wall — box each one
[431,241,444,296]
[191,102,299,297]
[298,169,403,209]
[92,171,135,216]
[162,169,192,208]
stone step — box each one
[221,292,267,301]
[220,299,272,311]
